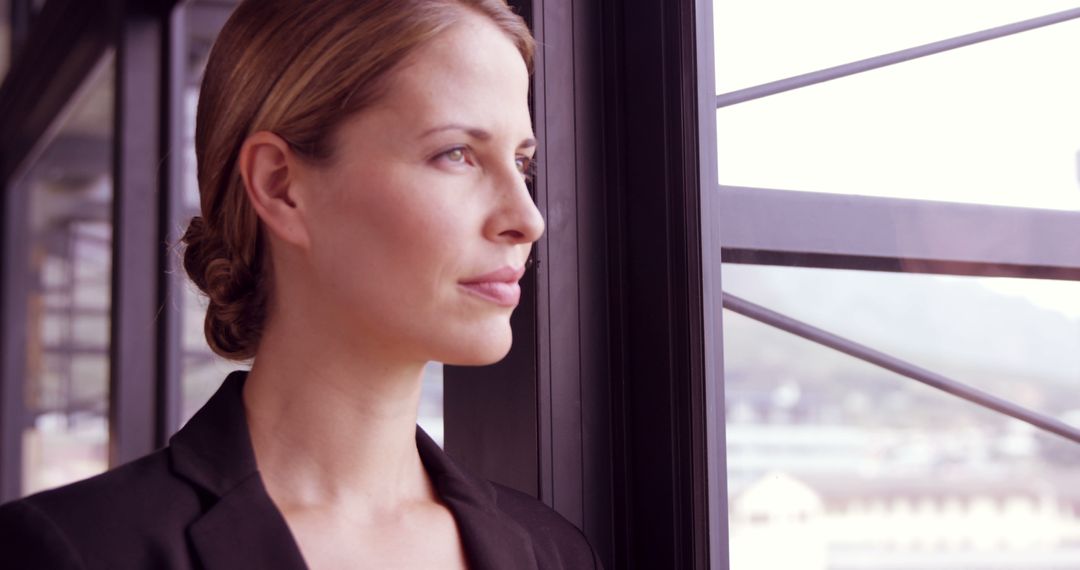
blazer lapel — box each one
[418,430,540,570]
[169,372,308,570]
[188,474,308,570]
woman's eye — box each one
[438,147,470,166]
[516,156,536,181]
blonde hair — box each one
[182,0,534,360]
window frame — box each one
[713,8,1080,567]
[720,186,1080,280]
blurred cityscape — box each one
[723,264,1080,570]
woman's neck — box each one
[241,313,435,519]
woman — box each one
[0,1,602,568]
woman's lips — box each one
[459,266,525,307]
[458,281,521,307]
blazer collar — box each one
[169,371,258,497]
[417,428,539,570]
[168,371,538,570]
[169,371,307,569]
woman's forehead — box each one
[397,17,528,99]
[356,20,532,142]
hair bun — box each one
[181,215,265,360]
[180,216,210,290]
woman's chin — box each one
[437,328,514,366]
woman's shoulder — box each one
[487,481,605,569]
[2,448,200,528]
[0,449,202,568]
[0,496,83,568]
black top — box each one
[0,372,602,569]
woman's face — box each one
[297,14,542,366]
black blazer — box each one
[0,372,602,569]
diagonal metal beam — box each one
[716,7,1080,108]
[722,292,1080,446]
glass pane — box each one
[173,4,445,441]
[418,362,445,447]
[177,3,248,427]
[724,306,1080,570]
[722,264,1080,428]
[18,56,115,496]
[714,0,1080,93]
[715,16,1080,211]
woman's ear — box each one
[238,131,311,249]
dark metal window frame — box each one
[109,0,170,467]
[2,0,726,567]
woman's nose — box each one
[485,165,545,245]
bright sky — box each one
[713,2,1080,318]
[977,276,1080,318]
[713,1,1080,211]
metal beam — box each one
[0,165,30,501]
[694,0,729,567]
[0,0,110,183]
[716,7,1080,108]
[718,186,1080,279]
[723,292,1080,446]
[108,0,167,466]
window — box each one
[7,54,115,495]
[713,2,1080,568]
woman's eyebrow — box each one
[422,123,492,140]
[422,123,537,149]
